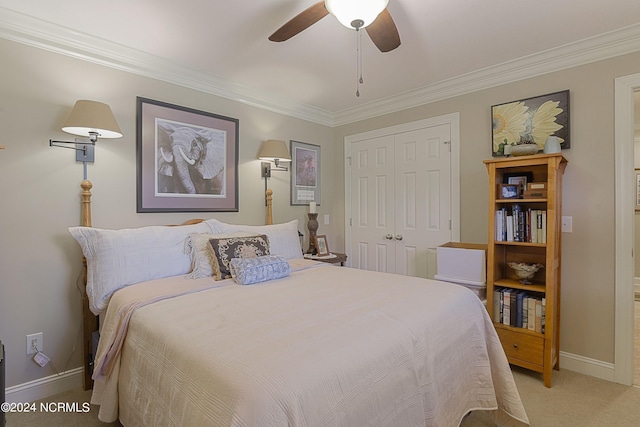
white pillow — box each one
[184,231,254,279]
[69,222,211,315]
[202,218,227,234]
[216,220,303,260]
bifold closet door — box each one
[349,124,451,277]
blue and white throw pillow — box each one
[229,255,291,285]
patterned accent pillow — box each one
[216,220,303,260]
[209,235,270,280]
[229,255,291,285]
[184,231,254,279]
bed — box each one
[68,198,529,426]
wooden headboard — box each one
[80,183,274,390]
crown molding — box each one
[0,7,334,126]
[1,6,640,128]
[333,23,640,126]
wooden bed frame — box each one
[80,183,274,390]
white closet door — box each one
[394,124,452,277]
[350,135,396,273]
[348,124,452,278]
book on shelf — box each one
[493,287,545,332]
[510,291,517,326]
[494,207,546,243]
[515,291,525,328]
[495,209,505,241]
[541,297,546,334]
[535,299,543,333]
[493,289,502,322]
[527,297,536,331]
[502,289,511,325]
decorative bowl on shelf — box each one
[510,144,539,156]
[508,262,543,284]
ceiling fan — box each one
[269,0,401,53]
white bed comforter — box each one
[92,261,529,427]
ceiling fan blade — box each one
[365,8,401,52]
[269,1,329,42]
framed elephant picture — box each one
[136,97,239,212]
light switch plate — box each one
[561,216,572,233]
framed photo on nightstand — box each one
[314,235,330,256]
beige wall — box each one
[2,34,640,391]
[0,38,335,388]
[334,52,640,365]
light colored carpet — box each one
[6,366,640,426]
[463,366,640,426]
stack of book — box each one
[492,288,546,333]
[495,205,546,243]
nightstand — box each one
[304,253,348,266]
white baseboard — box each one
[5,367,83,403]
[559,351,615,382]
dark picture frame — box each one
[136,97,239,212]
[290,140,321,206]
[314,234,330,256]
[503,172,534,185]
[491,90,570,157]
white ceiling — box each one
[1,0,640,126]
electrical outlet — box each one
[26,332,43,355]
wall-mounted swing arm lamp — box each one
[49,100,122,229]
[258,139,291,190]
[49,100,122,166]
[257,139,291,218]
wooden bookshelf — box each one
[484,153,567,387]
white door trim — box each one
[614,73,639,385]
[344,113,461,266]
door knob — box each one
[395,234,403,241]
[385,234,393,240]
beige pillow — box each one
[185,231,253,279]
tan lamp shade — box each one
[62,100,123,140]
[258,139,291,162]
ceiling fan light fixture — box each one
[325,0,389,29]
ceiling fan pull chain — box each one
[356,26,363,97]
[359,27,364,85]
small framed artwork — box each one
[504,172,533,186]
[291,140,321,206]
[499,184,521,200]
[315,235,330,256]
[504,172,533,195]
[491,90,570,157]
[635,169,640,211]
[136,97,239,212]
